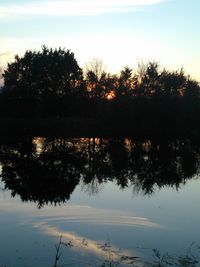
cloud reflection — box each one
[33,205,164,229]
[33,222,135,263]
[29,205,164,261]
[31,204,164,265]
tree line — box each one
[0,46,200,136]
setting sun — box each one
[106,90,115,100]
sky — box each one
[0,0,200,80]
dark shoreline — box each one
[0,117,200,139]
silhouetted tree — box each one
[4,46,82,97]
[115,66,133,98]
[85,58,107,99]
[184,79,200,99]
[2,46,83,117]
[0,53,200,137]
[159,68,187,96]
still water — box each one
[0,137,200,267]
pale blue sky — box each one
[0,0,200,79]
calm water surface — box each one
[0,138,200,267]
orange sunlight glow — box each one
[106,90,115,100]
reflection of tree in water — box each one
[0,138,83,208]
[129,139,199,194]
[0,137,199,207]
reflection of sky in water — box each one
[33,223,136,265]
[0,178,200,266]
[31,205,163,228]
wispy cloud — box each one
[0,0,166,17]
[0,52,11,57]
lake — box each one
[0,137,200,267]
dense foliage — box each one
[0,46,200,136]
